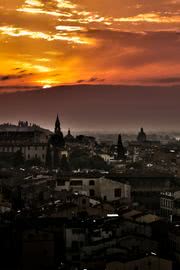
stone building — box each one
[160,191,180,219]
[56,176,131,202]
[106,255,172,270]
[0,121,51,163]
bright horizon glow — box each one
[42,85,52,89]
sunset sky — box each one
[0,1,180,131]
[1,0,180,92]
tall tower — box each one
[137,127,147,143]
[46,115,65,169]
[55,114,61,135]
[116,134,125,160]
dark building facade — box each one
[115,134,126,160]
[46,115,65,169]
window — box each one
[35,154,38,159]
[89,180,95,186]
[70,180,82,186]
[28,146,30,150]
[82,199,86,205]
[89,189,95,197]
[114,188,121,198]
[57,180,65,186]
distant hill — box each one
[0,84,180,132]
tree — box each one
[24,157,42,167]
[12,150,24,168]
[60,155,71,172]
[69,148,109,170]
[90,155,109,170]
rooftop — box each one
[0,121,51,134]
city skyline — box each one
[0,84,180,132]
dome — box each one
[137,128,147,143]
[65,129,74,143]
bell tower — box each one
[54,114,61,135]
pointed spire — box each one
[118,134,122,145]
[56,114,60,125]
[55,114,61,134]
[117,134,125,160]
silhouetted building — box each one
[64,129,74,143]
[0,121,51,163]
[116,134,126,160]
[137,128,147,143]
[46,115,65,169]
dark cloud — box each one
[146,77,180,84]
[12,68,21,70]
[17,69,27,74]
[0,73,34,81]
[0,86,40,90]
[1,76,11,81]
[84,30,180,69]
[77,79,85,83]
[0,85,41,94]
[77,77,105,83]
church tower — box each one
[116,134,126,160]
[46,115,65,169]
[55,114,61,135]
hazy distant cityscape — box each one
[0,116,180,269]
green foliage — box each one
[24,157,43,167]
[90,155,109,170]
[12,150,25,167]
[0,150,25,168]
[60,155,71,171]
[69,149,109,170]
